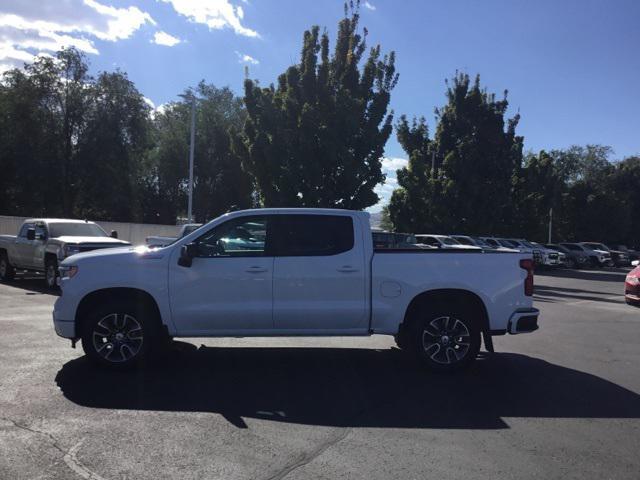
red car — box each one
[625,261,640,306]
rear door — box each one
[271,214,368,333]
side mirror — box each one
[26,228,36,241]
[632,260,639,267]
[178,242,198,267]
[110,230,118,239]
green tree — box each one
[238,4,398,208]
[0,49,92,216]
[389,73,523,235]
[75,71,153,221]
[147,83,252,223]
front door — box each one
[168,215,274,335]
[272,214,368,333]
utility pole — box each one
[179,91,197,223]
[548,208,553,243]
[187,96,195,223]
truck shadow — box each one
[536,268,629,283]
[55,345,640,430]
[0,276,59,296]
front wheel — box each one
[81,302,159,369]
[408,306,481,372]
[45,257,58,289]
[0,253,15,281]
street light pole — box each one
[187,96,195,223]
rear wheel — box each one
[407,304,481,372]
[81,301,160,369]
[0,253,15,281]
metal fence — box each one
[0,215,182,246]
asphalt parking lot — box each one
[1,268,639,480]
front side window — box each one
[273,215,354,256]
[195,216,268,257]
[18,223,34,238]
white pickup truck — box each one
[0,219,130,288]
[53,209,539,372]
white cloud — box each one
[381,157,408,173]
[235,51,258,64]
[153,31,181,46]
[160,0,259,38]
[368,157,408,212]
[143,96,156,109]
[363,1,377,11]
[0,0,155,71]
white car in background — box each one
[530,242,563,267]
[415,234,481,250]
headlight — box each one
[64,245,81,257]
[58,265,79,279]
[627,275,639,286]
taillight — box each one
[520,258,534,296]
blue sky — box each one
[1,0,639,211]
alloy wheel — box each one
[92,313,144,363]
[422,316,471,365]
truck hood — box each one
[60,245,165,265]
[54,236,130,245]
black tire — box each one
[567,258,577,269]
[0,252,15,281]
[44,257,58,289]
[405,303,481,372]
[81,300,162,370]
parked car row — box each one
[372,229,637,269]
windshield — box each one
[453,236,474,246]
[181,224,204,237]
[563,244,582,251]
[48,222,108,238]
[441,237,460,246]
[584,243,608,251]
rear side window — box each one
[273,215,354,256]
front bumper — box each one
[53,306,76,339]
[507,308,540,334]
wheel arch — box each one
[400,288,490,338]
[75,287,164,335]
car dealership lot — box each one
[1,270,639,480]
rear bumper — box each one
[507,308,540,334]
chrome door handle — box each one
[337,265,358,273]
[246,266,268,273]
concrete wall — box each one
[0,215,182,246]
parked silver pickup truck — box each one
[0,218,130,288]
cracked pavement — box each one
[1,269,640,479]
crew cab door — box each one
[168,215,274,335]
[13,222,35,267]
[271,214,368,333]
